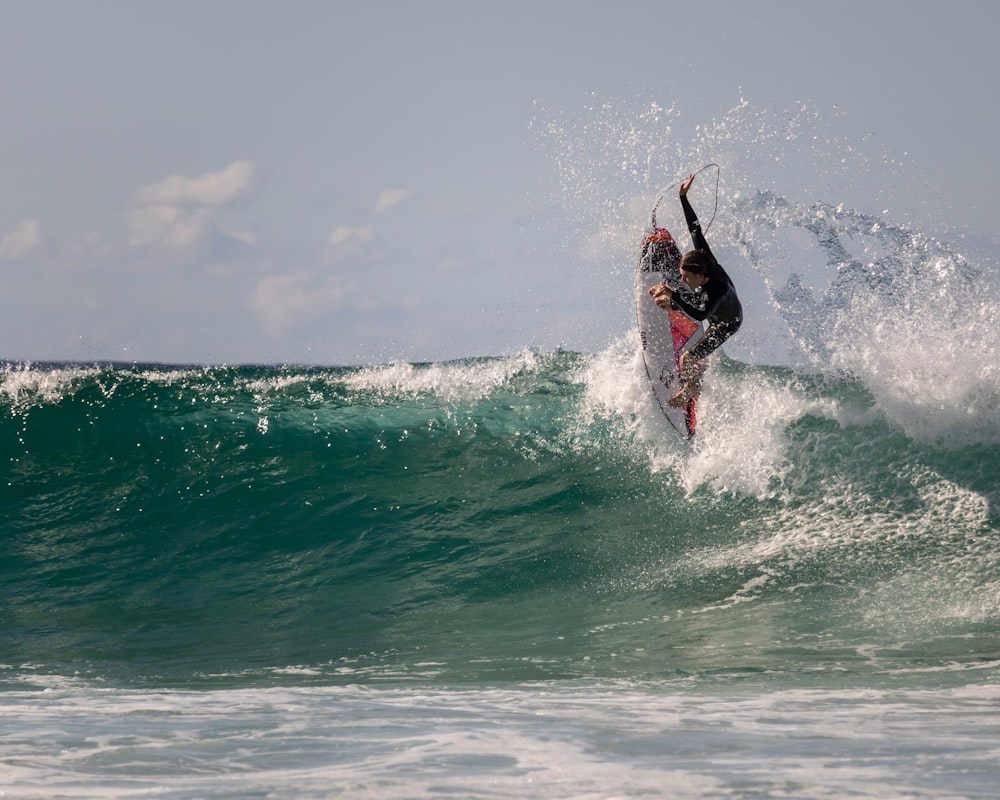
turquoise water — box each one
[2,346,999,797]
[5,352,996,686]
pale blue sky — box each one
[1,1,996,364]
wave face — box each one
[3,348,998,688]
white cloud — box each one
[328,225,374,246]
[326,224,389,267]
[249,273,345,336]
[126,161,257,252]
[0,218,43,260]
[132,160,256,207]
[373,188,411,214]
[127,205,213,249]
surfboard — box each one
[636,214,705,439]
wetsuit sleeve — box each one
[681,195,715,263]
[671,287,732,323]
[670,292,709,321]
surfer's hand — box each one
[679,175,695,196]
[649,283,673,309]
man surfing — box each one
[648,172,743,408]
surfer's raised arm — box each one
[679,174,714,261]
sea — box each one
[4,107,1000,798]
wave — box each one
[2,348,998,687]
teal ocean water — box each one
[3,339,999,797]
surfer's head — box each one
[679,250,712,288]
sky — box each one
[1,0,997,366]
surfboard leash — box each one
[650,162,721,233]
[694,162,721,234]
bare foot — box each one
[668,382,697,408]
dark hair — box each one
[679,250,713,276]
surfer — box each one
[648,173,743,408]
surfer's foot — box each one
[669,382,697,408]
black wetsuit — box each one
[671,195,743,363]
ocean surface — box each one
[3,337,999,797]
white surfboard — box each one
[636,222,705,438]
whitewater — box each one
[3,100,1000,798]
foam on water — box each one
[4,676,1000,799]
